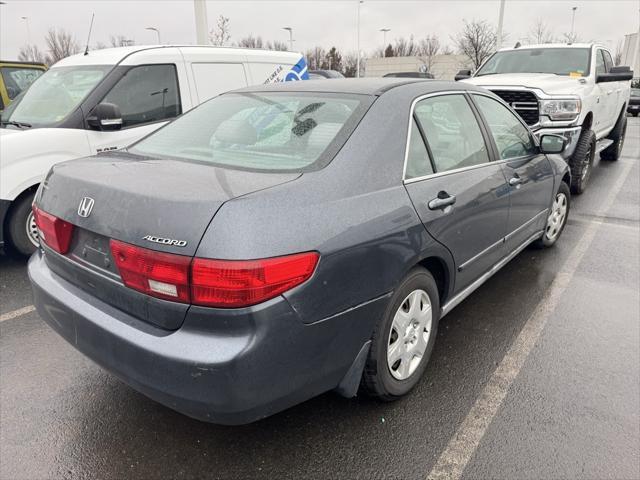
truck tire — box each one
[361,267,440,400]
[7,192,39,256]
[569,129,596,195]
[601,114,627,161]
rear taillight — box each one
[109,240,319,308]
[191,253,319,308]
[32,206,74,254]
[110,239,191,303]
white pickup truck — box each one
[458,43,633,194]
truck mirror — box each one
[596,66,634,83]
[454,69,472,81]
[88,103,123,131]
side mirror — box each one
[539,134,566,154]
[454,69,472,81]
[88,102,123,131]
[596,66,634,83]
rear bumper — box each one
[28,250,386,424]
[0,199,10,249]
[534,126,582,161]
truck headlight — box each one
[540,99,581,121]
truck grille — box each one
[489,90,539,126]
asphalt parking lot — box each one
[1,118,638,480]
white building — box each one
[365,54,469,81]
[620,32,639,81]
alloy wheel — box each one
[26,211,39,247]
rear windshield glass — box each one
[476,48,591,77]
[130,92,370,172]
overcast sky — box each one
[1,0,638,59]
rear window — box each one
[130,92,370,172]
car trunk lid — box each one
[36,152,300,329]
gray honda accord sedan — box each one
[29,79,571,424]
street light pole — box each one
[283,27,294,51]
[356,0,363,78]
[496,0,505,50]
[21,16,31,44]
[570,6,578,39]
[146,27,161,44]
[380,27,390,54]
[193,0,209,45]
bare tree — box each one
[392,35,420,57]
[614,39,623,66]
[304,46,326,70]
[453,20,497,70]
[44,29,80,65]
[266,40,288,52]
[236,35,264,49]
[110,35,134,47]
[324,47,343,71]
[441,45,454,55]
[562,31,580,44]
[343,51,363,77]
[529,18,555,44]
[418,35,441,72]
[18,44,47,64]
[209,15,231,46]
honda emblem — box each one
[78,197,95,218]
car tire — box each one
[533,181,570,249]
[7,191,38,256]
[601,113,627,162]
[569,128,596,195]
[361,267,440,400]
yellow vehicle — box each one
[0,61,47,111]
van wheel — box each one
[601,114,627,161]
[569,129,596,195]
[533,182,570,248]
[361,267,440,400]
[7,192,38,256]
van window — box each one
[192,63,247,103]
[102,64,180,128]
[130,92,370,172]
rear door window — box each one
[405,118,434,179]
[473,94,537,159]
[102,64,181,128]
[413,94,489,173]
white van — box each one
[0,45,309,254]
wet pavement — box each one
[1,118,638,479]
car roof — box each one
[232,78,487,96]
[52,45,300,68]
[498,43,597,51]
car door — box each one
[85,64,183,154]
[404,92,510,293]
[471,93,555,251]
[594,48,614,135]
[601,49,622,127]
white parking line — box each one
[0,305,36,323]
[427,159,635,480]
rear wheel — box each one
[569,129,596,195]
[361,267,440,400]
[601,113,627,161]
[533,182,570,248]
[7,191,39,256]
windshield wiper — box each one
[0,120,32,129]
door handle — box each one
[509,176,523,187]
[428,192,456,210]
